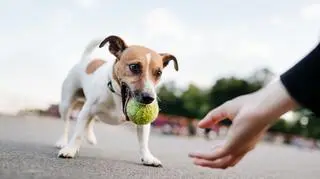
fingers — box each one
[198,106,227,128]
[191,152,246,169]
[189,146,228,161]
[192,155,232,169]
[189,140,252,169]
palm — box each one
[189,94,270,169]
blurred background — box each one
[1,0,320,150]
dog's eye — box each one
[155,70,162,78]
[129,64,141,74]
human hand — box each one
[189,80,297,169]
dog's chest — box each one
[91,94,125,125]
[91,93,117,114]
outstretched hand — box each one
[188,80,297,169]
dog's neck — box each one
[107,61,121,97]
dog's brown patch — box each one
[86,59,106,74]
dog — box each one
[55,35,178,167]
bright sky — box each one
[0,0,320,114]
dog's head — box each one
[99,35,179,117]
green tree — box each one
[157,81,185,116]
[208,77,262,108]
[180,84,210,119]
[296,109,320,139]
[269,119,289,133]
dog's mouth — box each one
[121,82,132,121]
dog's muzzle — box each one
[134,91,155,104]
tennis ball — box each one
[126,99,159,125]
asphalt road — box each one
[1,115,320,179]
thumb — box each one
[198,106,228,128]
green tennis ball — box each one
[126,99,159,125]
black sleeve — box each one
[280,42,320,116]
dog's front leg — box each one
[58,103,92,158]
[137,124,162,167]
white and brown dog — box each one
[55,35,178,167]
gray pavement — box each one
[1,115,320,179]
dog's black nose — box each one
[137,92,155,104]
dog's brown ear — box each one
[99,35,128,59]
[160,53,179,71]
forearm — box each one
[280,42,320,116]
[254,80,298,124]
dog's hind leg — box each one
[55,76,83,148]
[85,116,97,145]
[55,100,72,148]
[58,101,93,158]
[55,95,77,149]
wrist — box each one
[256,79,298,123]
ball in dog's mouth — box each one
[121,82,132,121]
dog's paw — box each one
[57,146,79,158]
[141,154,162,167]
[86,131,97,145]
[55,137,68,149]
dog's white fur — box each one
[55,38,162,166]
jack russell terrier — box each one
[55,35,178,167]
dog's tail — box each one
[80,38,103,62]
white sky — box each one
[0,0,320,113]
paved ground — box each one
[0,116,320,179]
